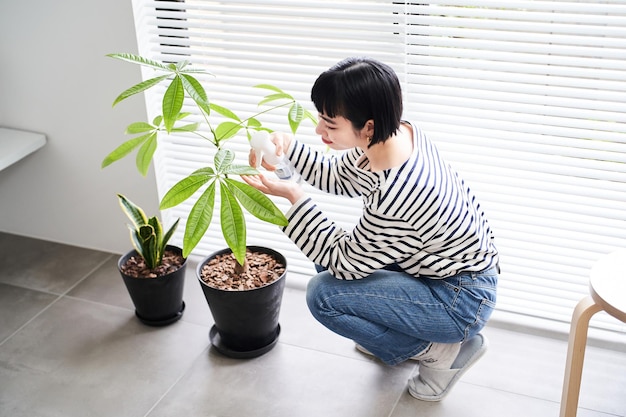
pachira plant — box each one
[103,53,316,267]
[118,193,179,270]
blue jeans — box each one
[306,267,498,365]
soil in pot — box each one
[198,249,285,290]
[120,248,185,278]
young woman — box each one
[242,57,499,402]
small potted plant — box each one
[103,53,315,356]
[116,193,186,326]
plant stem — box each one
[234,258,248,275]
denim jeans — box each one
[306,266,498,365]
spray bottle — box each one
[249,130,299,182]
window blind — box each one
[400,1,626,335]
[131,0,626,335]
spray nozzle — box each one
[248,130,298,181]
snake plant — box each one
[117,193,179,270]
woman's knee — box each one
[306,271,334,316]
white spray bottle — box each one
[249,130,299,182]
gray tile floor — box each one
[0,231,624,417]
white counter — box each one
[0,127,47,171]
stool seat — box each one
[589,250,626,322]
[560,249,626,417]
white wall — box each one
[0,0,160,254]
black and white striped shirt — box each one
[283,123,498,280]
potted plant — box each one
[103,53,315,357]
[117,193,187,326]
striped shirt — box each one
[282,122,498,280]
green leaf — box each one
[129,227,145,257]
[162,76,184,133]
[147,216,166,266]
[101,133,153,168]
[138,224,158,268]
[223,164,259,176]
[176,112,192,120]
[288,102,306,133]
[125,122,155,134]
[174,60,190,71]
[107,53,171,71]
[254,84,284,93]
[209,103,240,121]
[246,118,262,129]
[180,74,211,115]
[159,167,214,209]
[289,102,305,123]
[214,149,235,173]
[147,216,164,245]
[219,185,246,265]
[225,179,288,226]
[179,67,210,74]
[117,194,149,229]
[171,123,199,132]
[136,133,158,177]
[288,119,300,134]
[258,93,293,107]
[111,75,170,107]
[183,183,216,258]
[215,121,243,142]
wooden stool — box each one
[559,250,626,417]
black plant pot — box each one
[197,246,287,359]
[119,245,187,326]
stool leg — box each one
[559,295,602,417]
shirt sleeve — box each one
[281,196,415,280]
[286,140,362,198]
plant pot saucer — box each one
[209,324,281,359]
[135,301,186,327]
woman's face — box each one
[315,113,368,150]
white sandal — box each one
[408,333,488,401]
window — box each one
[131,1,626,335]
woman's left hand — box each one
[241,174,305,205]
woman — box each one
[242,57,499,402]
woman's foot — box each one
[408,333,489,401]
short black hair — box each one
[311,57,403,147]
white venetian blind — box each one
[400,1,626,335]
[130,0,626,335]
